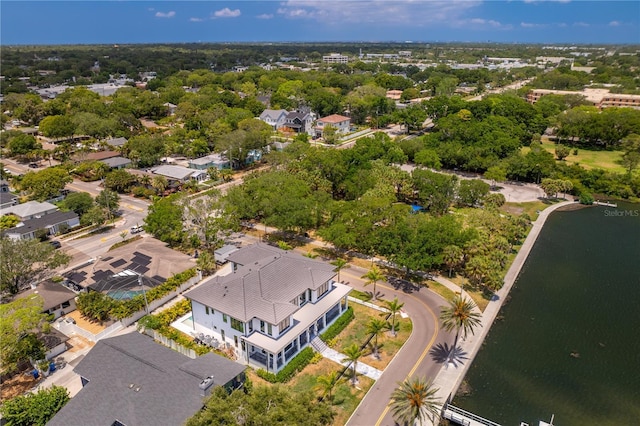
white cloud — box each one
[276,1,481,26]
[190,17,204,22]
[213,8,241,18]
[257,14,274,20]
[573,22,589,27]
[609,21,621,27]
[155,11,176,19]
[520,22,547,28]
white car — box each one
[130,225,143,234]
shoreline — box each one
[431,200,575,417]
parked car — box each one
[28,163,40,168]
[130,225,143,234]
[49,240,61,249]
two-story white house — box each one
[315,114,351,138]
[259,109,288,130]
[184,243,352,373]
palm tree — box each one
[439,294,482,362]
[151,175,168,195]
[384,297,404,337]
[362,265,384,300]
[390,376,441,426]
[314,370,339,402]
[367,318,388,360]
[331,258,348,283]
[341,343,363,386]
[442,245,463,278]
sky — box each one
[1,1,639,45]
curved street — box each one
[339,266,453,426]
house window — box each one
[234,335,238,347]
[223,314,228,323]
[278,317,290,332]
[317,282,329,297]
[205,307,210,315]
[231,317,244,332]
[249,321,253,332]
[260,321,265,332]
[299,291,307,306]
[61,301,71,309]
[267,323,273,336]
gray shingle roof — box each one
[48,333,245,426]
[0,200,57,219]
[13,280,76,312]
[184,243,336,323]
[105,137,128,147]
[2,210,78,236]
[101,156,131,168]
[151,164,196,180]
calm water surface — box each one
[455,202,640,426]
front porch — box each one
[243,282,351,373]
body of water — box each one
[455,202,640,425]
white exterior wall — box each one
[191,301,245,350]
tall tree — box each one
[144,194,184,246]
[442,245,464,278]
[362,265,384,300]
[331,258,348,283]
[341,343,363,386]
[0,385,70,426]
[314,370,339,402]
[367,318,388,360]
[384,297,404,337]
[19,167,72,201]
[187,385,334,426]
[439,295,482,362]
[0,297,48,372]
[0,238,71,294]
[390,376,441,426]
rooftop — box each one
[48,332,245,426]
[0,200,57,219]
[318,114,350,123]
[185,243,336,324]
[13,280,77,312]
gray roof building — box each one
[0,200,57,221]
[151,164,205,182]
[48,332,246,426]
[101,156,132,169]
[185,243,336,324]
[104,137,128,147]
[13,280,77,314]
[2,210,79,240]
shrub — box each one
[0,385,69,426]
[109,268,197,320]
[579,193,594,205]
[320,307,354,342]
[256,347,315,383]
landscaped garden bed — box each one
[331,302,411,370]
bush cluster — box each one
[78,268,197,322]
[138,299,211,356]
[256,347,315,383]
[320,307,354,343]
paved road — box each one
[340,266,453,426]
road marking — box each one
[124,204,144,212]
[371,282,440,426]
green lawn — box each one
[501,200,555,221]
[523,139,628,174]
[248,356,374,426]
[332,302,412,370]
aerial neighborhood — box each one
[1,28,639,426]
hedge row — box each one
[320,306,354,343]
[138,299,211,356]
[110,268,197,320]
[256,347,315,383]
